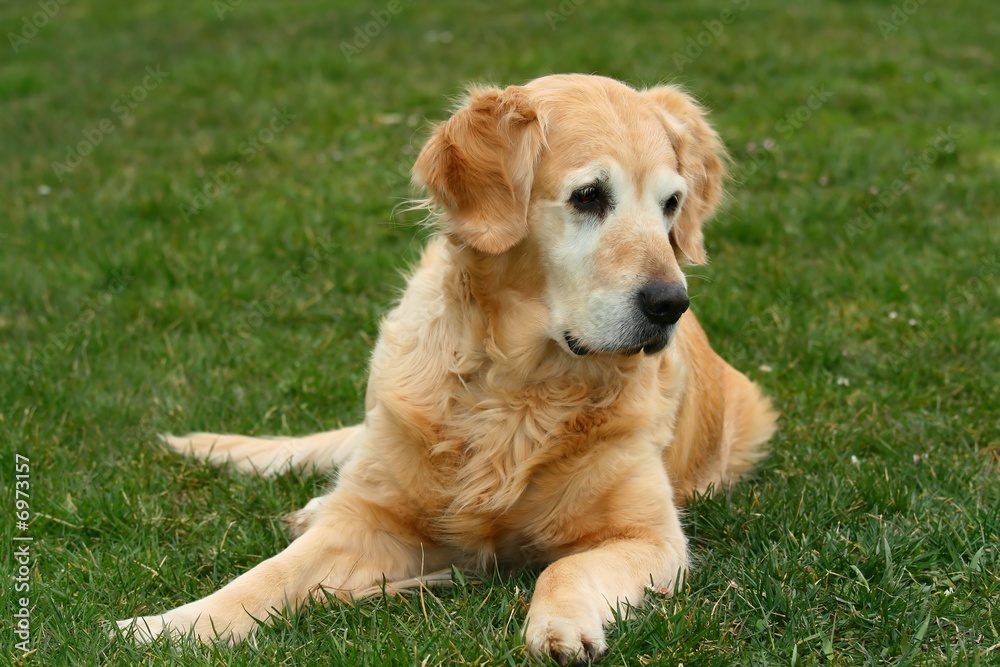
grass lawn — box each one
[2,0,998,664]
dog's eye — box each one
[662,193,681,218]
[569,184,610,217]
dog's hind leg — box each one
[160,424,365,476]
[713,366,777,487]
[115,490,432,644]
[283,494,326,540]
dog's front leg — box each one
[523,489,687,664]
[116,491,425,644]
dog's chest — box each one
[427,381,645,562]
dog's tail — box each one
[159,424,365,476]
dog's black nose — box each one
[638,282,689,326]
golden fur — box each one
[116,74,777,664]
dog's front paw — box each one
[114,614,169,643]
[114,602,259,645]
[524,604,607,665]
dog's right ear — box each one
[412,85,544,255]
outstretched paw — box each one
[114,615,169,643]
[524,608,607,665]
[113,603,260,645]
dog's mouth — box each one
[563,331,670,357]
[564,332,591,356]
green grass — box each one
[2,0,998,664]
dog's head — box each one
[413,74,726,357]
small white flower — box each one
[38,184,51,195]
[762,138,776,151]
[908,318,918,326]
[837,376,850,386]
[746,142,758,153]
[374,113,403,126]
[913,454,921,463]
[424,30,454,43]
[758,364,772,373]
[889,311,898,319]
[850,455,860,465]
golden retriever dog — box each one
[116,74,776,664]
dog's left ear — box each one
[413,85,545,255]
[643,85,726,265]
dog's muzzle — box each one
[564,332,591,356]
[637,281,689,327]
[563,325,676,357]
[562,282,689,357]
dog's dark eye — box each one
[662,193,681,218]
[569,184,611,218]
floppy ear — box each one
[643,85,726,265]
[412,85,544,255]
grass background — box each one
[1,0,998,664]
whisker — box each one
[684,272,713,283]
